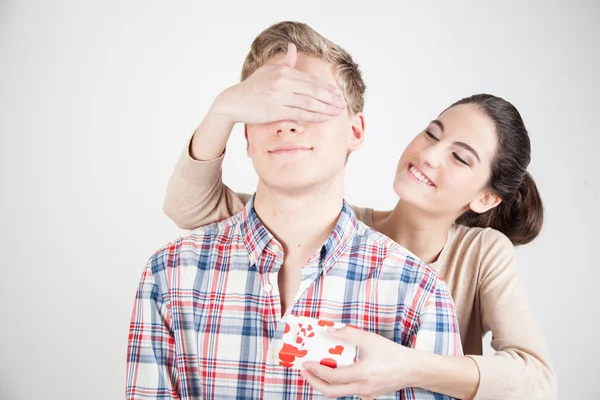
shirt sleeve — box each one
[163,135,250,230]
[126,258,180,399]
[468,230,557,400]
[406,276,463,399]
[413,279,463,357]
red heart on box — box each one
[319,358,338,368]
[318,320,335,327]
[328,345,344,355]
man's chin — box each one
[259,177,321,195]
[265,182,314,194]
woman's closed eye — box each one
[425,130,439,141]
[425,130,471,166]
[453,152,470,166]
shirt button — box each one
[264,283,273,293]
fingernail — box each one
[326,327,337,334]
[302,363,311,371]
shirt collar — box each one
[307,200,359,272]
[239,195,359,273]
[239,195,280,268]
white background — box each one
[1,1,598,399]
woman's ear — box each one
[470,190,502,214]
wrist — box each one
[410,353,480,399]
[209,87,239,124]
[204,109,237,129]
[408,350,437,389]
[190,103,236,161]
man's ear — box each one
[347,112,365,153]
[244,125,250,157]
[469,190,502,214]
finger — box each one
[290,69,345,101]
[327,325,366,346]
[284,93,344,117]
[282,43,297,68]
[274,43,297,68]
[301,368,362,399]
[280,106,330,123]
[290,80,347,110]
[302,361,363,384]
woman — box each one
[163,94,556,399]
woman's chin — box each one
[393,181,439,209]
[394,179,427,198]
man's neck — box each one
[253,180,344,261]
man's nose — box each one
[275,120,304,135]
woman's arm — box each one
[163,126,250,230]
[412,352,480,399]
[465,229,557,399]
[301,319,550,400]
[300,326,478,399]
[416,230,556,399]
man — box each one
[126,21,462,399]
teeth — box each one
[410,165,433,186]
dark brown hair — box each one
[452,94,544,245]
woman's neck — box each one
[377,200,456,264]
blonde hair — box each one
[241,21,365,114]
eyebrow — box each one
[430,119,481,162]
[431,119,445,131]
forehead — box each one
[268,52,338,85]
[438,103,498,161]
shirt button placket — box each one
[263,282,273,293]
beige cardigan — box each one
[163,144,557,400]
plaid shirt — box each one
[126,196,462,399]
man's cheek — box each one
[246,141,258,159]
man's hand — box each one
[210,43,347,124]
